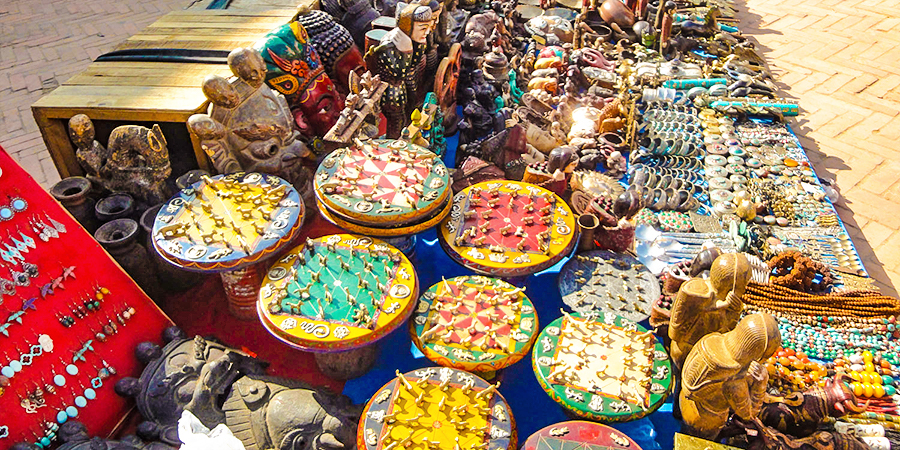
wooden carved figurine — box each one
[254,21,346,139]
[368,1,434,138]
[187,48,314,199]
[679,313,781,440]
[758,374,865,437]
[668,252,750,369]
[68,114,171,205]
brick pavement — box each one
[734,0,900,295]
[0,0,192,186]
[1,0,898,294]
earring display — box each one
[0,197,27,221]
[0,151,172,446]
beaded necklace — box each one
[745,306,900,364]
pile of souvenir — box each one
[19,0,900,447]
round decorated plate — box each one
[438,181,578,277]
[257,234,418,352]
[317,194,452,237]
[358,367,516,450]
[558,251,660,323]
[410,276,539,372]
[315,139,451,226]
[532,311,672,422]
[152,172,303,272]
[522,421,643,450]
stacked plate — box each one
[314,139,452,237]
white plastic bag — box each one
[178,410,245,450]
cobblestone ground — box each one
[2,0,898,294]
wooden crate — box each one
[31,8,297,179]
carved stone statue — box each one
[679,313,781,440]
[52,421,176,450]
[220,374,361,450]
[668,252,750,369]
[68,114,171,205]
[368,1,434,138]
[114,327,267,446]
[254,22,346,139]
[187,48,314,200]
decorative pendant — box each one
[19,231,35,249]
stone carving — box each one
[68,114,171,205]
[679,313,781,440]
[187,48,313,198]
[668,252,750,369]
[114,327,267,445]
[221,374,361,450]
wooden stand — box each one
[220,263,263,320]
[314,345,380,380]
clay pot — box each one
[600,0,635,29]
[95,218,160,300]
[140,204,202,293]
[95,193,135,223]
[50,176,100,233]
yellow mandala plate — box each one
[358,367,517,450]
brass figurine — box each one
[679,313,781,440]
[668,253,750,369]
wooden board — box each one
[30,7,296,180]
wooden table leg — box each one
[32,107,83,179]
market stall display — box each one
[409,275,538,373]
[522,421,643,450]
[438,180,578,277]
[152,172,304,319]
[258,234,418,379]
[558,250,659,322]
[358,367,516,450]
[19,0,900,444]
[0,150,172,448]
[532,311,673,422]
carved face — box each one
[215,82,311,186]
[68,114,95,148]
[410,20,432,44]
[294,74,345,137]
[135,339,230,426]
[223,376,360,450]
[267,389,358,450]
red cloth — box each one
[0,147,173,443]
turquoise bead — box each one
[10,360,22,372]
[66,406,78,418]
[84,388,96,400]
[66,364,78,376]
[57,411,67,424]
[75,396,87,408]
[1,366,13,378]
[884,375,895,386]
[54,374,66,386]
[41,437,51,447]
[885,385,897,396]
